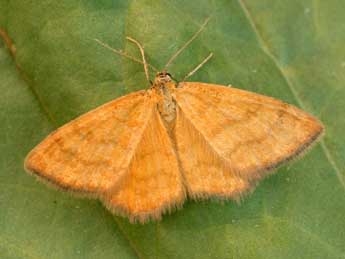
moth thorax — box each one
[152,71,176,125]
[157,85,176,126]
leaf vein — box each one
[237,0,345,190]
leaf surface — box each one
[1,1,345,258]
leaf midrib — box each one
[237,0,344,255]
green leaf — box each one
[1,1,345,258]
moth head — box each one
[154,71,172,85]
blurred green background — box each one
[1,1,345,258]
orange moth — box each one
[24,18,324,223]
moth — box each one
[24,18,324,223]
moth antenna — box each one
[164,16,211,69]
[94,38,158,73]
[182,52,213,81]
[126,36,151,83]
